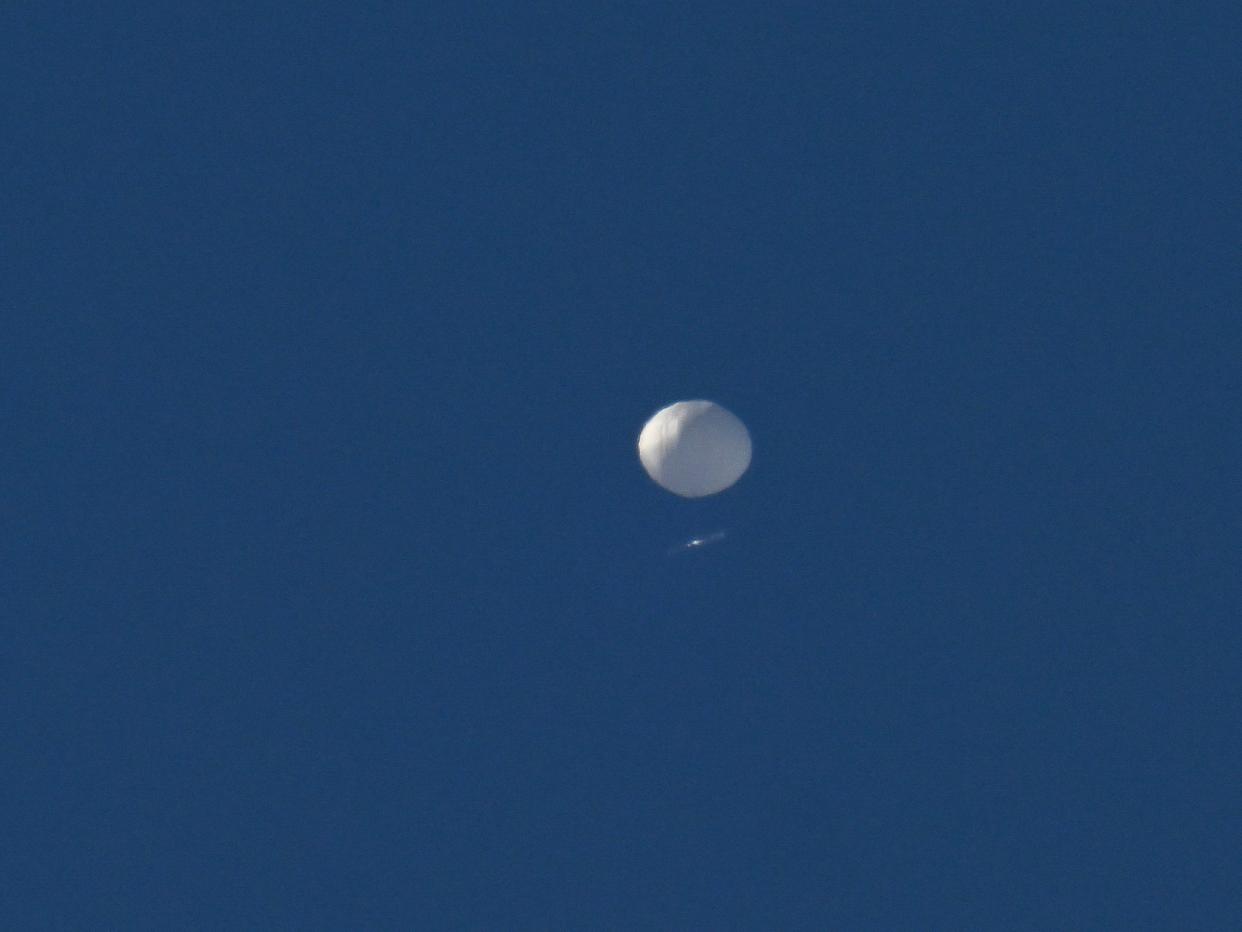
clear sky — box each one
[7,3,1239,928]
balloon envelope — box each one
[637,400,752,497]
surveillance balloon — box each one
[637,400,752,497]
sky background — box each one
[6,3,1239,928]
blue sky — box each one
[6,3,1239,928]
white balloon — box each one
[637,400,752,497]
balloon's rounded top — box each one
[637,400,751,497]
